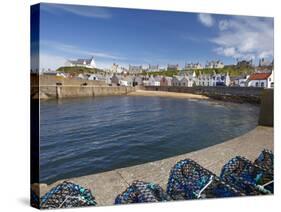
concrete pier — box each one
[39,126,273,206]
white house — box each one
[247,71,274,88]
[119,76,134,87]
[196,72,230,86]
[105,74,112,85]
[133,76,144,86]
[233,75,249,87]
[211,73,230,86]
[119,80,129,86]
[185,62,203,70]
[65,56,97,69]
[148,65,159,72]
[197,74,211,86]
[180,75,193,87]
[171,76,182,86]
[167,64,179,71]
[111,74,120,85]
[160,76,172,86]
[111,63,123,73]
[147,76,160,86]
[77,73,86,79]
[88,74,98,81]
[129,65,142,73]
[205,60,224,69]
[56,72,67,78]
[259,58,273,67]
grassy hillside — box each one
[142,70,180,77]
[146,66,255,77]
[56,66,104,74]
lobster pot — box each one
[167,159,244,200]
[30,190,40,208]
[40,181,96,209]
[220,156,273,195]
[254,149,274,175]
[115,180,171,204]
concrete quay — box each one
[39,126,273,206]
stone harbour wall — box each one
[37,85,136,99]
[144,86,265,104]
[39,75,107,86]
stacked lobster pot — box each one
[166,159,245,200]
[40,181,97,209]
[115,180,171,204]
[220,153,273,195]
[30,190,40,208]
[31,149,273,207]
[254,150,274,175]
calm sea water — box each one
[40,96,259,184]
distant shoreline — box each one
[128,90,209,100]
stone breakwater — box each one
[144,86,265,104]
[32,85,136,99]
[31,74,136,99]
[127,90,209,100]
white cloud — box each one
[198,13,215,27]
[214,47,239,57]
[211,16,273,60]
[42,4,112,19]
[39,53,66,70]
[39,40,128,70]
[41,40,126,60]
[218,20,230,31]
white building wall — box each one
[248,80,267,87]
[267,71,274,88]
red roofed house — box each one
[247,71,274,88]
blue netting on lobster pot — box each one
[220,156,273,195]
[166,159,244,200]
[31,189,40,208]
[40,181,97,209]
[254,149,274,175]
[115,180,171,204]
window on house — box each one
[255,82,259,87]
[271,82,274,88]
[261,82,265,87]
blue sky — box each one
[38,3,274,70]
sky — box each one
[36,3,274,70]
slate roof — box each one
[69,57,94,65]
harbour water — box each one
[40,96,259,184]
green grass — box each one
[56,66,104,74]
[146,66,255,77]
[143,70,180,77]
[57,65,255,77]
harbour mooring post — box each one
[56,85,62,99]
[259,89,274,127]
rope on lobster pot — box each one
[256,180,274,194]
[195,175,214,198]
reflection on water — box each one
[40,96,259,184]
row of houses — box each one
[59,56,273,74]
[108,71,231,87]
[127,61,223,73]
[111,70,274,88]
[62,56,225,74]
[43,69,274,88]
